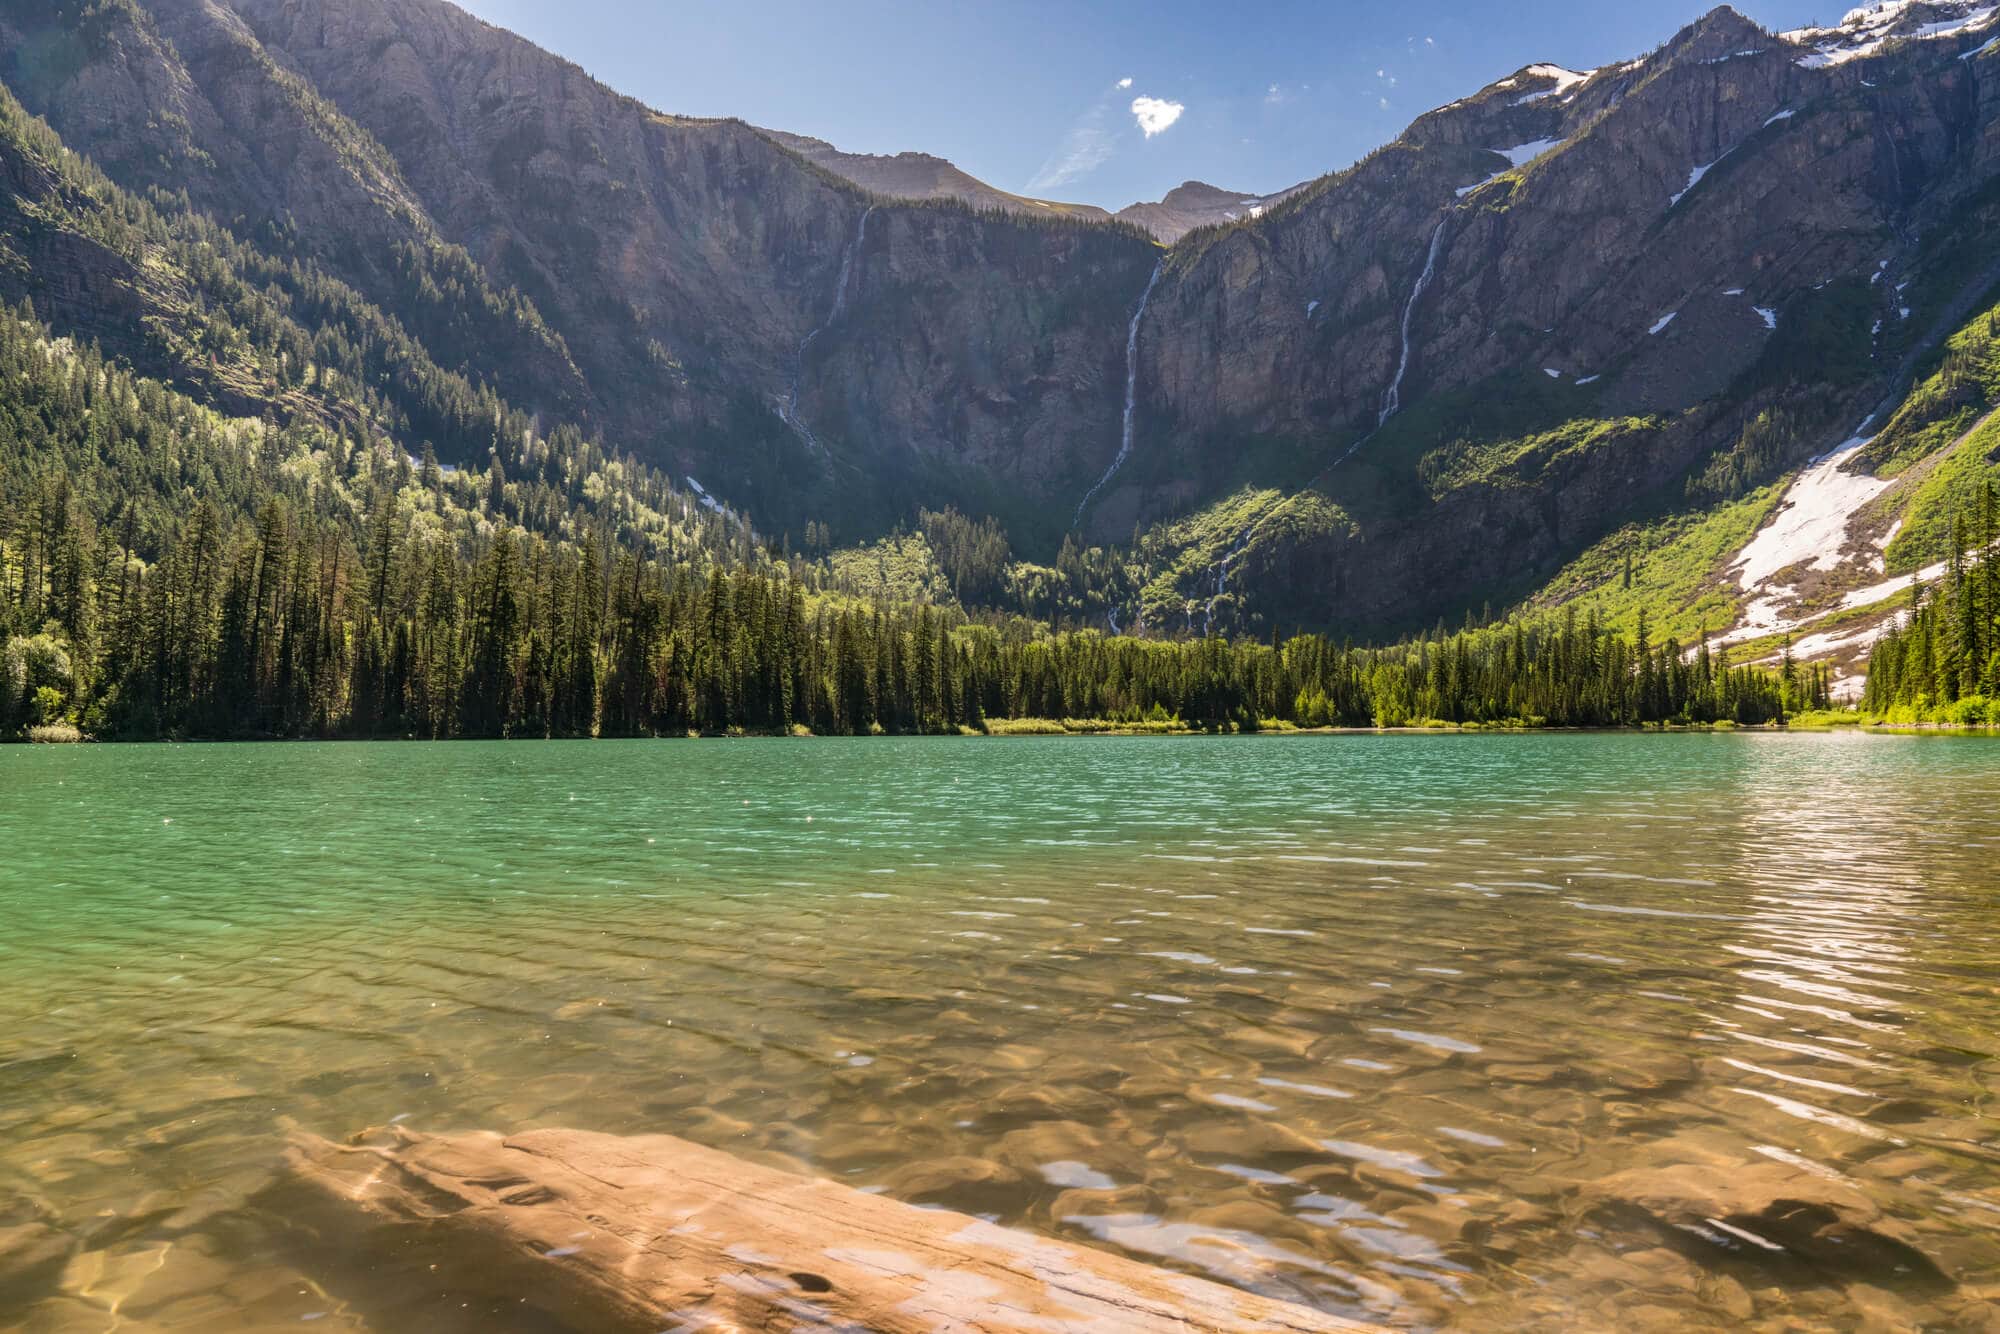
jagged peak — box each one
[1658,5,1778,65]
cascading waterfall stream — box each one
[1072,259,1165,530]
[830,205,874,322]
[1200,530,1254,638]
[1199,215,1453,637]
[781,205,876,460]
[1379,218,1449,427]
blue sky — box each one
[452,1,1833,209]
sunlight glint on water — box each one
[1,734,1997,1330]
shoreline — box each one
[13,719,1998,744]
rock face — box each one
[287,1125,1380,1333]
[8,0,2000,629]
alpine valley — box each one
[9,0,2000,735]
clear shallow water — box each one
[1,734,1997,1331]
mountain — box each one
[757,129,1114,225]
[759,132,1300,246]
[1113,180,1311,244]
[5,0,2000,678]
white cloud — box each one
[1378,96,1391,110]
[1117,76,1132,89]
[1130,95,1184,136]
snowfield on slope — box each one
[1786,2,1999,67]
[1712,406,1999,679]
[1731,438,1893,590]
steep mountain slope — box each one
[0,0,592,424]
[8,0,2000,656]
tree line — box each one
[1863,482,2000,721]
[4,470,1808,739]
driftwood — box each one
[288,1125,1380,1333]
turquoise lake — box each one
[1,734,1996,1329]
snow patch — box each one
[1839,562,1945,612]
[1527,63,1594,90]
[1914,5,1999,38]
[1788,3,1999,67]
[1575,374,1601,385]
[1544,367,1563,378]
[1305,299,1320,316]
[1764,108,1797,126]
[1649,310,1679,335]
[1495,137,1562,167]
[1459,138,1563,196]
[1755,306,1779,329]
[1513,68,1593,104]
[1731,436,1892,591]
[1670,160,1717,207]
[684,476,727,516]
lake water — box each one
[2,734,1997,1330]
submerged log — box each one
[288,1125,1378,1333]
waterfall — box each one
[781,206,876,460]
[1379,218,1449,427]
[782,330,824,458]
[830,205,874,323]
[1073,259,1165,529]
[1197,216,1451,636]
[1201,530,1255,638]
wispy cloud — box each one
[1026,104,1115,192]
[1131,95,1184,136]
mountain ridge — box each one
[5,0,2000,666]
